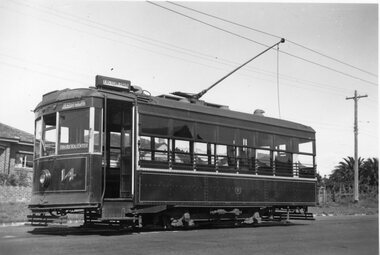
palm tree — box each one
[329,157,364,193]
[361,157,378,193]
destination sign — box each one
[95,75,131,91]
[59,143,89,150]
[62,100,86,110]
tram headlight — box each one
[39,169,51,188]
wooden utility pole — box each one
[346,90,368,202]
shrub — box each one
[0,173,7,185]
[0,172,31,187]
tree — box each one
[315,172,323,189]
[0,172,31,187]
[328,157,378,194]
[328,157,364,193]
[360,157,378,193]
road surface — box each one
[0,215,378,255]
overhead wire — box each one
[4,2,242,82]
[2,1,377,145]
[168,1,378,78]
[9,0,226,67]
[0,52,90,80]
[148,1,377,86]
[5,0,378,103]
[0,60,88,87]
[7,0,359,98]
[8,0,286,85]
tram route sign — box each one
[95,75,131,91]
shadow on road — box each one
[28,225,135,236]
[27,220,308,236]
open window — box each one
[294,154,315,178]
[139,136,169,169]
[194,142,215,171]
[274,151,293,177]
[172,139,192,170]
[256,149,272,175]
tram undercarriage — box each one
[28,204,314,229]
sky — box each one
[0,1,378,177]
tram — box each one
[29,75,316,227]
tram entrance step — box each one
[27,214,68,226]
[102,200,133,218]
[274,212,315,220]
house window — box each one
[15,153,33,168]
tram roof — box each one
[147,94,315,134]
[35,87,315,134]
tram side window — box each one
[294,154,313,168]
[42,113,57,156]
[173,140,191,165]
[194,142,215,169]
[237,147,254,171]
[294,138,313,154]
[294,154,315,178]
[154,137,169,162]
[237,130,255,172]
[256,149,271,166]
[274,151,293,177]
[273,135,292,176]
[216,145,236,169]
[139,136,166,161]
[139,136,152,161]
[216,145,227,167]
[139,136,169,168]
[256,149,272,175]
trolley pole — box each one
[346,90,368,202]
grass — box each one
[0,201,30,223]
[0,202,83,224]
[309,196,378,216]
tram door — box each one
[104,100,133,199]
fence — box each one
[318,186,378,205]
[0,185,32,202]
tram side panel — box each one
[136,171,316,207]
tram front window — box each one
[34,118,42,158]
[38,113,57,157]
[59,108,90,154]
[35,107,102,158]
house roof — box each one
[0,122,34,144]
